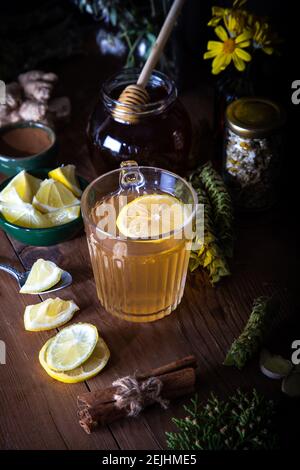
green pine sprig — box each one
[224,296,279,369]
[166,389,278,450]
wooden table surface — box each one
[0,47,298,450]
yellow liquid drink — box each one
[81,163,197,323]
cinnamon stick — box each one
[77,356,197,434]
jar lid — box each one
[226,97,285,138]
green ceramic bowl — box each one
[0,169,89,246]
[0,121,58,176]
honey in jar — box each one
[87,68,192,176]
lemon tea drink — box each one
[82,162,197,322]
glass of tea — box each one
[81,161,197,322]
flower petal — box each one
[204,50,220,59]
[235,48,252,62]
[212,6,225,17]
[207,41,223,52]
[237,40,251,48]
[212,53,231,74]
[263,46,274,55]
[232,53,246,71]
[212,54,231,74]
[215,25,228,42]
[208,17,222,27]
[236,30,252,43]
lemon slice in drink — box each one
[20,258,63,294]
[33,178,80,213]
[39,336,110,383]
[0,170,42,204]
[48,165,82,197]
[0,202,47,228]
[45,323,98,372]
[24,297,79,331]
[116,194,186,239]
[45,206,80,227]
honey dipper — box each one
[112,0,186,124]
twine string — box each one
[112,375,169,417]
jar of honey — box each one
[87,68,192,176]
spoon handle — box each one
[0,263,22,281]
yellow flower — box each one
[252,20,274,55]
[204,26,252,74]
[208,1,248,28]
[208,7,230,27]
[224,9,248,37]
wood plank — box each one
[0,231,118,450]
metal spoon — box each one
[0,263,72,294]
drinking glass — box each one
[81,161,197,322]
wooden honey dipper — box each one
[112,0,186,124]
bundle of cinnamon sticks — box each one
[77,355,197,434]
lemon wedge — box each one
[116,194,186,239]
[24,297,79,331]
[0,202,47,228]
[20,258,63,294]
[48,165,82,197]
[0,170,42,204]
[32,178,80,213]
[45,323,98,372]
[39,336,110,383]
[45,206,80,227]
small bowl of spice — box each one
[0,121,57,176]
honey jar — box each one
[87,68,192,176]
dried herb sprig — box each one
[189,165,231,284]
[189,184,230,284]
[166,389,278,450]
[199,162,234,257]
[224,296,278,369]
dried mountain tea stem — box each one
[224,296,278,369]
[198,162,234,257]
[189,181,230,284]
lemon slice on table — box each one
[0,202,47,228]
[39,336,110,383]
[45,323,99,372]
[116,194,186,239]
[0,170,42,204]
[24,298,79,331]
[45,206,80,227]
[48,165,82,197]
[32,178,80,213]
[20,258,63,294]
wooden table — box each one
[0,48,297,450]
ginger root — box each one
[0,70,69,128]
[19,100,47,122]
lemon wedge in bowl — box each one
[20,258,63,294]
[45,323,99,372]
[45,206,80,227]
[33,178,80,213]
[39,336,110,383]
[49,165,82,197]
[24,298,79,331]
[116,194,186,239]
[0,202,47,228]
[0,170,42,204]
